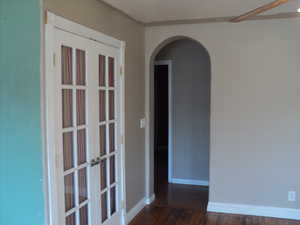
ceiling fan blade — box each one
[230,0,289,22]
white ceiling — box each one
[102,0,300,23]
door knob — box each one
[90,157,100,167]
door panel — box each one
[51,29,123,225]
[95,48,122,225]
[57,32,91,225]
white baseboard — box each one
[126,195,156,224]
[171,178,209,186]
[145,194,156,205]
[207,202,300,221]
[126,198,146,224]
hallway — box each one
[154,146,209,211]
[154,183,208,211]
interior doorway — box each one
[151,38,211,210]
[154,61,172,194]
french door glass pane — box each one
[100,159,107,191]
[109,124,115,153]
[76,49,86,85]
[66,213,76,225]
[99,90,106,122]
[101,193,108,222]
[99,125,106,156]
[77,129,87,165]
[99,55,106,87]
[110,156,115,185]
[76,90,86,126]
[79,205,89,225]
[108,57,114,87]
[109,91,114,120]
[62,46,73,85]
[78,168,88,203]
[64,173,75,212]
[63,132,74,171]
[110,186,116,215]
[62,89,73,128]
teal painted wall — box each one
[0,1,44,225]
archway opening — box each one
[150,37,211,210]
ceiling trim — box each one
[98,1,300,27]
[145,12,300,27]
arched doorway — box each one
[149,36,211,210]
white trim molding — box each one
[126,198,146,224]
[126,195,156,224]
[46,11,122,49]
[207,202,300,221]
[154,60,173,183]
[145,194,156,205]
[171,178,209,186]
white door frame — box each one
[154,60,173,183]
[44,11,126,225]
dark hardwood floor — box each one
[129,149,300,225]
[129,204,300,225]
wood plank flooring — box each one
[130,204,300,225]
[129,183,300,225]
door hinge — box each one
[120,135,125,145]
[45,11,48,24]
[121,200,126,209]
[53,53,56,67]
[120,65,123,76]
[55,152,60,167]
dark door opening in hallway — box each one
[154,64,169,195]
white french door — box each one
[46,24,124,225]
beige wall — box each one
[146,19,300,209]
[44,0,145,211]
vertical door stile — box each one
[56,39,66,225]
[88,46,99,225]
[72,47,80,225]
[106,55,111,223]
